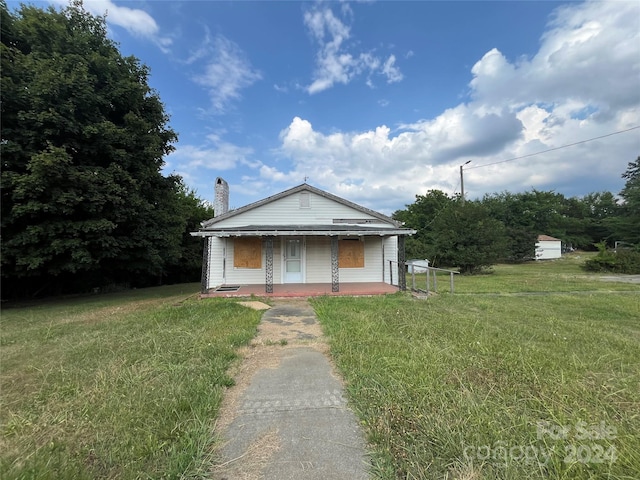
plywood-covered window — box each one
[339,238,364,268]
[234,237,262,269]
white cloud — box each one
[184,27,213,65]
[267,1,639,213]
[193,35,262,113]
[381,55,403,83]
[469,1,640,113]
[165,134,254,177]
[304,5,404,94]
[53,0,172,50]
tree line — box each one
[1,1,213,299]
[393,157,640,274]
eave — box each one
[191,225,416,238]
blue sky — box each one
[18,1,640,214]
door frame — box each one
[281,237,305,283]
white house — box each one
[192,179,416,295]
[535,234,562,260]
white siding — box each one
[212,191,394,228]
[535,240,562,260]
[208,235,401,286]
[290,236,398,285]
[273,241,283,282]
[207,237,225,288]
[382,236,398,284]
[305,237,332,283]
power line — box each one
[451,176,461,196]
[465,126,640,170]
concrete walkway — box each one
[212,299,370,479]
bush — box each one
[615,249,640,273]
[584,247,640,274]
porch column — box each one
[265,236,274,293]
[330,236,339,292]
[200,237,210,294]
[398,235,407,291]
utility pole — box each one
[460,160,471,204]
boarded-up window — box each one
[339,238,364,268]
[234,238,262,268]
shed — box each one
[535,235,562,260]
[406,259,429,273]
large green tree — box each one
[393,191,508,273]
[164,183,215,284]
[554,192,622,249]
[392,190,453,260]
[615,156,640,246]
[429,200,508,273]
[1,1,181,297]
[480,191,538,261]
[481,189,622,253]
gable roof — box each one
[537,234,561,242]
[201,183,402,228]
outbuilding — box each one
[535,234,562,260]
[192,179,416,296]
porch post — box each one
[200,236,210,294]
[398,235,407,291]
[265,236,274,293]
[330,236,339,292]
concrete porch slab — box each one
[202,282,399,298]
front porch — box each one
[201,282,399,298]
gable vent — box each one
[299,192,310,208]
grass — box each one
[2,257,638,479]
[312,257,640,479]
[409,252,640,294]
[1,284,263,479]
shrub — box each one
[584,245,640,273]
[615,248,640,273]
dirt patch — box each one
[256,300,324,343]
[59,298,174,326]
[212,428,281,480]
[448,462,483,480]
[211,298,334,478]
[237,301,272,311]
[600,275,640,284]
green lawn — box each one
[2,258,638,479]
[312,258,640,479]
[410,252,640,294]
[1,285,262,479]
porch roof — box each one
[192,224,416,238]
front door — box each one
[283,238,303,283]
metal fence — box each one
[390,261,459,294]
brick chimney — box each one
[214,177,229,217]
